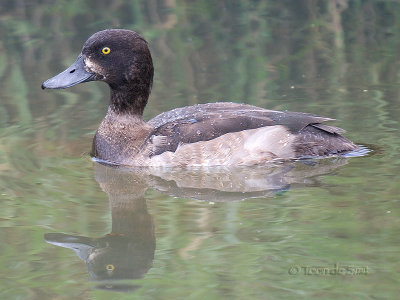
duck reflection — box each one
[44,157,350,291]
[45,163,156,291]
[143,158,350,201]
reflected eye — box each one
[101,47,111,55]
[106,264,114,271]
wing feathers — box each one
[147,102,351,157]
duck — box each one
[42,29,359,167]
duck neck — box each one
[109,86,149,117]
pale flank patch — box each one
[147,125,295,167]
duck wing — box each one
[147,102,347,156]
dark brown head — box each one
[42,29,154,115]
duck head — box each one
[42,29,154,115]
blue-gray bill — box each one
[41,55,95,89]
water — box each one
[1,1,400,299]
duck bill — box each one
[41,55,95,89]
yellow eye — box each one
[102,47,111,55]
[106,264,114,271]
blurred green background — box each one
[1,0,400,299]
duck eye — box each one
[106,264,114,271]
[101,47,111,55]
